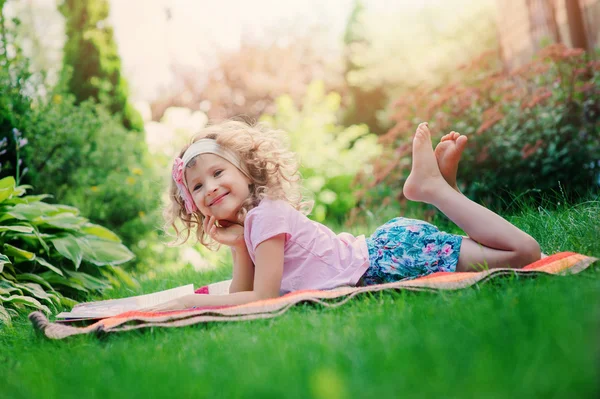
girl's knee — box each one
[515,236,541,267]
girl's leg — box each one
[404,123,541,271]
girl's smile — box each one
[209,192,228,206]
[185,153,251,222]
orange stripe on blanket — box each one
[410,272,483,283]
[523,252,576,270]
[413,271,455,280]
[537,253,588,274]
[409,252,578,282]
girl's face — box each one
[185,153,251,223]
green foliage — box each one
[59,0,143,131]
[0,6,31,181]
[0,176,138,325]
[261,81,381,223]
[0,8,164,269]
[19,91,164,261]
[342,1,497,135]
[359,45,600,212]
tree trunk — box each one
[547,0,562,43]
[565,0,589,50]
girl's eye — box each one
[193,183,203,191]
[214,170,223,177]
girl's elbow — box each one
[255,289,280,301]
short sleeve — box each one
[244,200,292,253]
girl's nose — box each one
[205,180,218,194]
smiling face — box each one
[185,153,251,222]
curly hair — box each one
[163,120,313,248]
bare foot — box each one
[403,122,448,203]
[434,131,468,192]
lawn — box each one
[1,198,599,399]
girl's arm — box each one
[228,245,254,293]
[142,234,285,311]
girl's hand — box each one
[204,215,245,248]
[139,295,197,312]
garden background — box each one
[1,0,599,397]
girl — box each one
[145,121,541,311]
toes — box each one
[418,122,432,137]
[456,135,468,151]
[441,131,461,142]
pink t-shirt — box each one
[243,198,370,295]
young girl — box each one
[145,121,541,311]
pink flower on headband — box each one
[172,157,197,214]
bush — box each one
[59,0,144,131]
[261,81,381,223]
[356,44,600,213]
[0,175,138,326]
[0,10,163,268]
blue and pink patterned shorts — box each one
[359,217,463,286]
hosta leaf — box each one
[0,225,34,233]
[40,272,89,293]
[0,278,22,296]
[12,186,29,197]
[6,202,80,221]
[65,270,111,291]
[16,273,55,290]
[3,244,36,262]
[36,257,64,276]
[12,282,55,306]
[81,223,121,242]
[4,203,47,220]
[1,270,17,281]
[52,205,80,216]
[51,236,83,269]
[0,305,11,325]
[15,230,52,253]
[0,295,50,313]
[4,194,52,205]
[0,176,16,203]
[33,214,87,230]
[80,236,135,266]
[0,176,16,189]
[0,253,10,273]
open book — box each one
[55,284,195,321]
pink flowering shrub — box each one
[353,44,600,217]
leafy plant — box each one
[355,44,600,215]
[0,7,162,268]
[0,175,137,325]
[261,81,381,223]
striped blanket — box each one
[29,251,598,340]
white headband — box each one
[172,139,250,214]
[181,139,250,180]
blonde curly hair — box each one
[164,120,313,248]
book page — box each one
[55,284,195,318]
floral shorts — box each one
[359,217,463,286]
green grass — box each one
[1,198,599,399]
